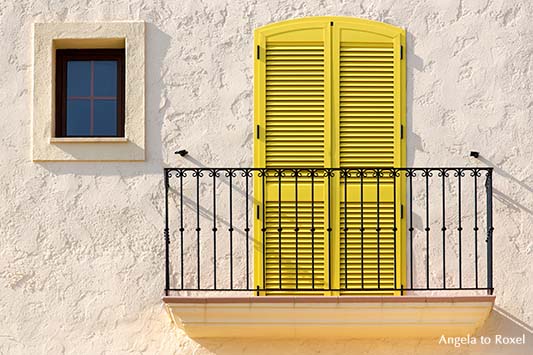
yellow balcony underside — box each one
[163,295,494,339]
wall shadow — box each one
[180,155,253,200]
[404,33,427,291]
[405,31,424,168]
[471,307,533,354]
[477,157,533,194]
[37,23,171,178]
[477,156,533,216]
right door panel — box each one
[331,21,404,295]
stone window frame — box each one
[32,22,145,161]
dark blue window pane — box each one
[94,61,117,96]
[66,99,91,136]
[67,61,91,97]
[93,100,117,136]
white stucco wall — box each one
[1,0,532,354]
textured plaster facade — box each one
[1,0,533,354]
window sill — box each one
[50,137,129,144]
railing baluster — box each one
[311,169,315,290]
[278,169,282,289]
[425,169,430,290]
[261,170,266,292]
[343,169,348,290]
[441,169,447,289]
[294,169,299,290]
[245,169,250,290]
[360,169,365,290]
[164,169,170,296]
[212,169,218,289]
[485,169,494,295]
[376,169,381,290]
[327,169,332,291]
[474,170,479,289]
[457,169,463,289]
[228,169,234,290]
[392,169,397,291]
[408,169,414,289]
[195,170,201,290]
[179,170,184,290]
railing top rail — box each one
[165,167,493,180]
[165,167,493,171]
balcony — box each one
[162,167,495,339]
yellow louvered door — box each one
[255,17,405,296]
[254,19,331,295]
[332,20,404,295]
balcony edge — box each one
[163,295,495,339]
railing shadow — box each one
[476,156,533,216]
[177,194,247,238]
[181,155,255,202]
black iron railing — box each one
[164,167,494,295]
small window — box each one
[55,49,125,137]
